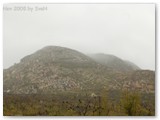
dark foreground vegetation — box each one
[3,90,155,116]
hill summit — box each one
[89,53,140,72]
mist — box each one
[3,4,155,70]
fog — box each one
[3,4,155,70]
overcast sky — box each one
[3,4,155,70]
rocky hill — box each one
[4,46,112,94]
[3,46,155,94]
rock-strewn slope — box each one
[107,70,155,93]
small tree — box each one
[120,91,141,116]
